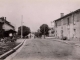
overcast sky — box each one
[0,0,80,32]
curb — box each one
[0,40,25,59]
[53,39,80,47]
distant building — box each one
[28,33,35,39]
[49,28,55,37]
[54,9,80,39]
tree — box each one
[18,26,31,37]
[34,29,42,38]
[50,28,55,34]
[35,32,39,37]
[40,24,49,36]
[0,22,4,38]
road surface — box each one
[5,39,80,60]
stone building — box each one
[54,9,80,39]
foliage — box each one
[0,41,19,55]
[18,26,31,37]
[0,22,4,38]
[51,28,55,34]
[35,32,41,38]
[40,24,49,36]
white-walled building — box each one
[28,33,35,39]
[54,9,80,39]
[49,28,55,37]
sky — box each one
[0,0,80,32]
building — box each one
[49,27,55,37]
[0,17,16,37]
[54,9,80,39]
[28,32,35,39]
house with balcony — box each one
[54,9,80,39]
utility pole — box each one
[21,15,23,39]
[51,21,53,27]
[44,25,45,39]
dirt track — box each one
[7,39,80,60]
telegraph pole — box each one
[21,15,23,39]
[44,25,45,39]
[51,21,53,27]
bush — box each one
[11,38,17,42]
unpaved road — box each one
[7,39,80,60]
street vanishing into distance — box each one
[5,38,80,60]
[0,0,80,60]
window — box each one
[74,13,79,22]
[73,14,75,25]
[74,29,76,32]
[64,19,68,25]
[57,20,61,26]
[56,31,57,36]
[67,18,70,25]
[77,13,80,22]
[55,22,57,27]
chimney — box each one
[5,17,6,20]
[61,13,64,17]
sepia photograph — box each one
[0,0,80,60]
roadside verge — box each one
[0,39,25,59]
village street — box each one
[5,38,80,60]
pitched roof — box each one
[0,17,14,28]
[54,9,80,22]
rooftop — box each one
[0,17,14,29]
[54,9,80,22]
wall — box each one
[55,11,80,39]
[2,23,13,31]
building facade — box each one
[0,17,16,37]
[54,9,80,39]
